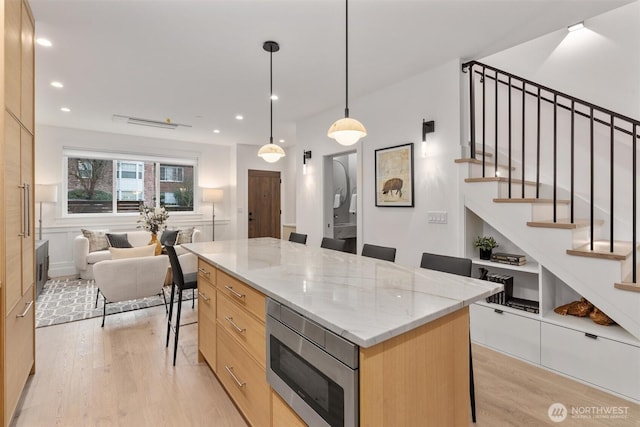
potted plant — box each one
[474,236,498,260]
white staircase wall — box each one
[463,180,640,340]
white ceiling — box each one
[31,0,631,148]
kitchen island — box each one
[184,238,501,427]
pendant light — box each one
[327,0,367,146]
[258,41,286,163]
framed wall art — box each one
[374,142,414,207]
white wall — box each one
[481,2,640,119]
[297,59,463,267]
[35,124,233,276]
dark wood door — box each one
[248,170,281,238]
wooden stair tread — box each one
[474,150,493,158]
[464,177,537,185]
[566,241,638,261]
[614,282,640,292]
[493,198,570,204]
[454,158,515,170]
[526,219,604,229]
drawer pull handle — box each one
[585,332,598,340]
[225,365,246,388]
[225,285,245,300]
[198,291,211,302]
[16,300,34,318]
[494,309,504,314]
[225,316,246,333]
[198,268,211,277]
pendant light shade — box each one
[258,40,286,163]
[257,143,286,163]
[328,0,366,146]
[328,117,367,146]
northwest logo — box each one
[548,403,568,423]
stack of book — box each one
[491,252,526,266]
[484,273,513,305]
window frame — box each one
[63,148,198,217]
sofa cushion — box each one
[160,229,180,246]
[82,229,109,252]
[176,227,195,245]
[109,245,156,260]
[86,250,111,264]
[106,233,133,248]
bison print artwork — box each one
[375,143,414,207]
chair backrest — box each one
[289,232,308,244]
[165,245,185,287]
[320,237,346,252]
[361,243,396,262]
[420,252,472,277]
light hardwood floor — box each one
[11,304,639,426]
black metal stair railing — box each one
[462,60,638,284]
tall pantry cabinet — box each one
[1,0,36,425]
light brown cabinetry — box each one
[1,0,36,425]
[271,391,307,427]
[197,259,216,370]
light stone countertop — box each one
[183,238,502,348]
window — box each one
[160,166,184,182]
[65,152,195,215]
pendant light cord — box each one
[344,0,350,118]
[270,49,274,144]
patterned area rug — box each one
[36,278,170,328]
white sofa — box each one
[74,229,202,279]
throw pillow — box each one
[81,229,109,253]
[176,227,195,245]
[160,229,180,246]
[109,245,156,260]
[105,233,133,248]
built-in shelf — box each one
[475,300,540,320]
[471,257,539,274]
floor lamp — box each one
[35,184,58,241]
[202,188,223,241]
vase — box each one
[479,248,492,260]
[149,232,162,256]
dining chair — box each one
[419,252,476,423]
[165,245,198,366]
[320,237,346,252]
[361,243,396,262]
[289,232,308,244]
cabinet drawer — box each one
[217,327,270,427]
[272,390,307,427]
[470,303,540,364]
[217,291,266,368]
[217,269,265,320]
[197,259,216,287]
[5,288,35,421]
[198,279,216,370]
[541,322,640,401]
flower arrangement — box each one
[137,203,169,234]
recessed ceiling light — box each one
[60,107,70,112]
[271,94,278,100]
[213,129,220,133]
[235,115,243,120]
[51,81,64,88]
[36,38,52,47]
[568,21,585,32]
[279,139,285,143]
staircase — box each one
[460,61,640,341]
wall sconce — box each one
[421,119,435,158]
[302,150,312,175]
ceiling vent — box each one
[112,114,192,130]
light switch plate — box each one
[427,211,448,224]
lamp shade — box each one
[327,117,367,146]
[202,188,223,203]
[35,184,58,203]
[257,143,286,163]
